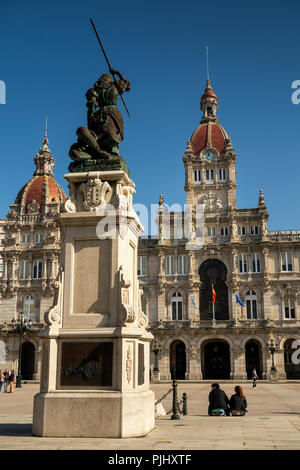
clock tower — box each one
[183,79,237,213]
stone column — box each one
[233,346,247,380]
[187,346,202,379]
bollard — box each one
[171,377,180,420]
[182,393,187,415]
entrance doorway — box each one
[199,259,229,320]
[245,340,262,379]
[284,339,300,379]
[21,342,35,380]
[202,340,230,379]
[170,340,186,379]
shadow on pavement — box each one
[271,412,300,415]
[0,423,32,436]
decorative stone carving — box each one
[138,287,148,328]
[27,199,40,214]
[44,270,64,327]
[61,183,76,213]
[126,347,133,384]
[119,265,136,326]
[199,192,223,211]
[190,345,197,358]
[80,176,111,212]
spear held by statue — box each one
[90,18,131,118]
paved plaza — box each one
[0,382,300,450]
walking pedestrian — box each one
[0,370,4,392]
[9,370,15,393]
[252,368,258,388]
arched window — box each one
[171,292,183,321]
[246,290,257,319]
[23,296,35,322]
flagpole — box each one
[212,282,216,327]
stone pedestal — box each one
[270,370,279,381]
[32,171,155,437]
[152,370,160,382]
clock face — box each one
[205,151,214,161]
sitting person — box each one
[208,383,230,416]
[229,386,248,416]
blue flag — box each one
[191,295,198,309]
[236,295,245,307]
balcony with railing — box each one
[268,230,300,241]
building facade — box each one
[0,132,66,379]
[139,80,300,381]
[0,82,300,381]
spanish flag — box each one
[212,285,216,303]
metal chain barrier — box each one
[155,387,173,406]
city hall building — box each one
[139,80,300,381]
[0,80,300,381]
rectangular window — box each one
[252,253,261,273]
[281,252,293,272]
[219,168,226,181]
[220,227,228,237]
[178,255,187,275]
[137,256,147,276]
[0,263,3,272]
[23,299,35,321]
[208,227,216,237]
[194,170,201,182]
[206,169,214,181]
[238,226,246,236]
[284,299,296,319]
[32,260,42,279]
[238,254,248,273]
[166,255,174,275]
[21,234,31,244]
[19,260,29,280]
[251,225,259,236]
[246,299,257,319]
[34,233,43,244]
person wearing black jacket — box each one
[208,383,230,416]
[229,386,248,416]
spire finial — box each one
[206,46,210,82]
[42,117,49,148]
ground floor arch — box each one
[199,259,229,320]
[201,340,230,379]
[21,342,35,380]
[245,340,263,379]
[169,340,186,379]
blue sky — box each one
[0,0,299,230]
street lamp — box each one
[11,312,32,388]
[268,339,278,372]
[151,341,163,372]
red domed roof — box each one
[190,122,229,155]
[15,175,66,214]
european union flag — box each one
[236,295,245,307]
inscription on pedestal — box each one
[138,343,145,386]
[60,342,113,386]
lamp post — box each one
[268,339,278,372]
[11,312,32,388]
[151,341,163,372]
[151,341,163,382]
